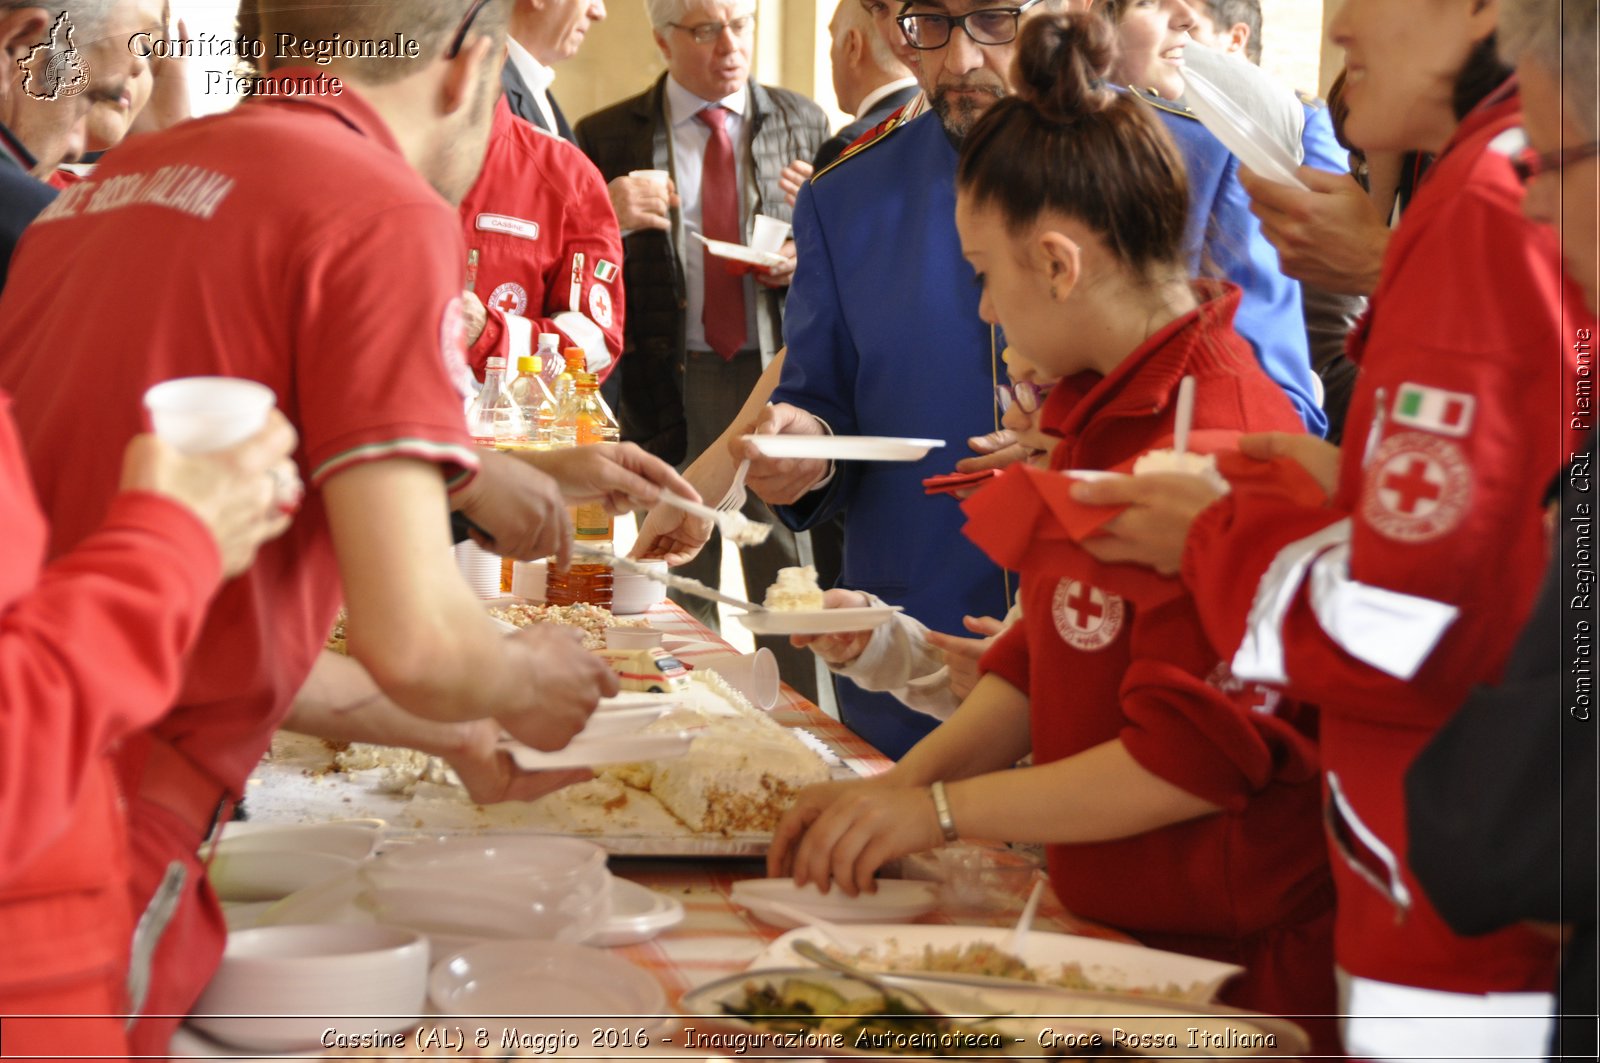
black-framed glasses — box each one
[995,379,1054,415]
[897,0,1043,51]
[1492,126,1600,186]
[669,15,757,45]
[446,0,492,59]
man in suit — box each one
[501,0,606,143]
[575,0,828,698]
[814,0,918,170]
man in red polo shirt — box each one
[0,0,650,1050]
[459,93,625,381]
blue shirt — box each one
[0,123,55,293]
[775,105,1323,757]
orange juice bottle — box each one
[545,349,619,608]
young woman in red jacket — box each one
[0,404,295,1058]
[769,10,1338,1049]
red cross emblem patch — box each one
[489,281,528,318]
[1361,431,1472,542]
[1051,579,1125,652]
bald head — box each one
[829,0,911,116]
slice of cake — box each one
[764,565,825,611]
[1131,449,1230,494]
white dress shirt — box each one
[506,38,560,137]
[665,76,759,355]
[853,76,918,120]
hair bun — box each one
[1012,10,1116,124]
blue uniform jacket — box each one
[774,107,1321,758]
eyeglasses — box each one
[1492,126,1600,186]
[447,0,492,59]
[897,0,1043,51]
[995,379,1054,414]
[669,15,757,44]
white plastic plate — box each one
[751,923,1243,1002]
[498,729,696,770]
[740,434,945,462]
[730,878,938,928]
[1182,67,1310,190]
[695,233,789,269]
[430,941,670,1030]
[735,605,903,637]
[585,879,686,947]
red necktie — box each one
[696,105,747,361]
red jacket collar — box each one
[245,68,406,157]
[1435,75,1520,175]
[1039,279,1250,443]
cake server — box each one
[571,544,766,613]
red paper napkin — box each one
[960,436,1330,608]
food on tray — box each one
[764,565,825,611]
[325,603,645,657]
[1130,449,1229,494]
[597,646,692,693]
[254,671,830,840]
[721,977,998,1053]
[834,941,1212,1002]
[488,601,647,650]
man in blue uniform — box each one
[743,0,1317,757]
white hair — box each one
[1499,0,1598,137]
[644,0,755,30]
[0,1,117,38]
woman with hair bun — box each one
[770,11,1338,1048]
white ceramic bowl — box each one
[430,941,670,1033]
[611,563,667,614]
[359,836,613,945]
[190,924,427,1052]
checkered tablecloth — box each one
[607,603,1129,1001]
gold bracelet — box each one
[929,781,959,844]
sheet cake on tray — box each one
[243,671,837,856]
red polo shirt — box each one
[0,70,479,1047]
[0,71,478,790]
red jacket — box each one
[1182,86,1576,992]
[0,393,219,1048]
[460,98,624,381]
[971,284,1335,1030]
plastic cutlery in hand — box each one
[657,490,772,547]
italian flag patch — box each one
[594,259,619,283]
[1392,383,1475,437]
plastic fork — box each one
[716,457,751,516]
[658,489,771,547]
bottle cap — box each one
[538,333,560,350]
[485,356,507,370]
[517,355,539,374]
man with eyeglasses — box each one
[735,0,1054,759]
[0,0,697,1050]
[575,0,829,698]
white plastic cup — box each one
[454,541,503,600]
[511,559,548,602]
[629,168,669,192]
[749,214,790,255]
[694,648,779,710]
[143,377,276,454]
